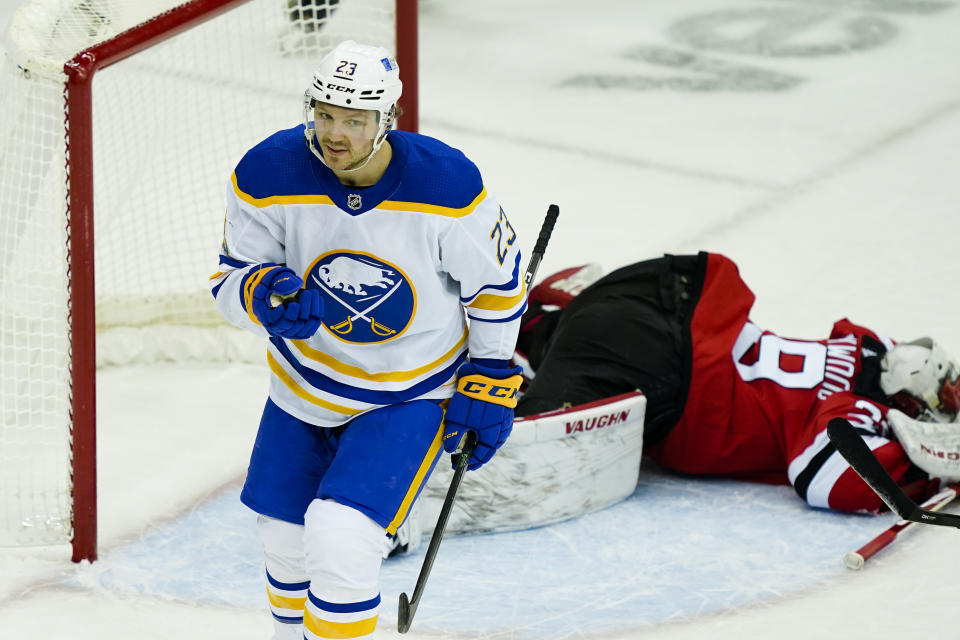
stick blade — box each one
[397,592,412,633]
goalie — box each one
[404,251,960,554]
[513,251,960,514]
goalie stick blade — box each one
[827,418,960,529]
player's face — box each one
[312,103,380,170]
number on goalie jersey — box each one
[516,252,943,513]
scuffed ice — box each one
[66,466,894,638]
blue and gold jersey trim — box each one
[270,338,466,406]
[209,255,253,299]
[267,352,366,416]
[232,170,488,218]
[460,254,527,323]
[466,284,527,312]
[459,250,526,321]
[232,172,335,208]
[288,329,468,383]
[376,186,487,218]
[467,301,528,324]
[461,251,522,301]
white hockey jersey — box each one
[210,127,525,427]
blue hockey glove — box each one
[443,361,523,471]
[247,265,324,339]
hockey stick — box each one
[826,418,960,529]
[397,203,560,634]
[843,482,960,570]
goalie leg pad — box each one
[423,393,646,535]
[302,499,387,640]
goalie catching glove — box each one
[443,361,524,470]
[887,409,960,481]
[246,265,324,339]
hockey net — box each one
[0,0,415,560]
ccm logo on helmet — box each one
[328,85,356,93]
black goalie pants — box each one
[515,252,707,447]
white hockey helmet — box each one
[880,337,960,421]
[303,40,402,169]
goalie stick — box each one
[397,204,560,634]
[826,418,960,531]
[843,482,960,570]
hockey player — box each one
[514,252,960,513]
[209,41,525,640]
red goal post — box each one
[0,0,418,563]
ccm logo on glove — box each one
[457,375,521,407]
[443,362,523,471]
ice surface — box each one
[63,471,899,637]
[3,0,960,638]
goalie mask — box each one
[303,40,402,172]
[879,337,960,422]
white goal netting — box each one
[0,0,397,547]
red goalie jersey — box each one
[517,253,937,513]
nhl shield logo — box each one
[347,193,363,210]
[306,251,416,344]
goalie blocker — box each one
[394,391,646,550]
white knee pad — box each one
[303,499,390,603]
[258,514,307,582]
